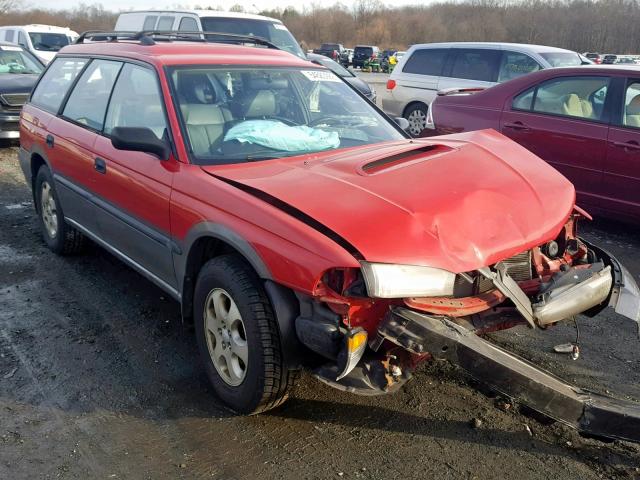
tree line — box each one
[1,0,639,54]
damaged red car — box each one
[19,33,640,443]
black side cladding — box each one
[209,174,364,260]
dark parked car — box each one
[306,52,376,103]
[312,43,345,61]
[0,42,44,140]
[603,54,618,64]
[425,65,640,223]
[352,45,379,69]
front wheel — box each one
[194,254,295,414]
[403,103,429,137]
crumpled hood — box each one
[203,130,576,273]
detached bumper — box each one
[379,307,640,443]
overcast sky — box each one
[27,0,430,11]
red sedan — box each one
[425,66,640,223]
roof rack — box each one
[75,30,280,50]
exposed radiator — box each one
[499,250,533,281]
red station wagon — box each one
[18,33,640,442]
[425,65,640,223]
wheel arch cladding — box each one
[403,101,428,117]
[178,224,305,367]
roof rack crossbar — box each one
[75,30,280,51]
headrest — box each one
[181,104,225,126]
[244,90,276,117]
[628,94,640,115]
[178,72,217,104]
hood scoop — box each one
[362,144,454,174]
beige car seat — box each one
[562,93,594,119]
[626,94,640,127]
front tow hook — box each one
[379,307,640,444]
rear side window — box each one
[498,51,541,83]
[30,57,88,113]
[5,30,14,43]
[62,59,122,131]
[450,49,500,82]
[104,64,167,141]
[157,16,174,30]
[512,87,535,110]
[143,16,158,30]
[179,17,198,31]
[402,48,448,76]
[18,31,27,46]
[532,76,610,121]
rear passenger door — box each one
[91,63,178,291]
[603,78,640,219]
[500,75,612,210]
[438,48,500,91]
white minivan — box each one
[114,10,305,58]
[0,25,78,64]
[383,42,587,136]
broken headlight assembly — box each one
[360,261,456,298]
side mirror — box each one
[110,127,171,161]
[394,117,410,131]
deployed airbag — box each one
[224,120,340,152]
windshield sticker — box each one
[273,23,288,30]
[301,70,341,82]
[0,46,22,51]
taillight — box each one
[386,79,396,90]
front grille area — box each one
[0,93,29,107]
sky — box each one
[27,0,430,12]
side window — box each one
[104,64,167,141]
[157,16,175,30]
[402,48,448,76]
[512,87,535,110]
[30,57,88,113]
[623,81,640,128]
[63,59,122,130]
[5,30,14,43]
[450,49,500,82]
[18,31,27,47]
[498,51,541,82]
[142,15,158,31]
[179,17,198,31]
[533,76,610,121]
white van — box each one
[0,25,78,64]
[114,10,305,58]
[383,42,587,136]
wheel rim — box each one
[40,181,58,239]
[407,109,427,136]
[203,288,248,386]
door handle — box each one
[94,157,107,174]
[612,140,640,150]
[45,134,54,148]
[503,121,530,131]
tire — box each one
[403,103,429,137]
[194,254,295,414]
[35,165,85,255]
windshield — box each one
[0,46,43,74]
[28,32,70,52]
[170,66,404,165]
[540,52,583,67]
[316,57,353,77]
[200,18,304,58]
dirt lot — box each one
[1,144,639,479]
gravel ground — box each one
[1,143,640,479]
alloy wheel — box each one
[203,288,248,386]
[407,109,427,136]
[40,181,58,239]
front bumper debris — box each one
[480,239,640,329]
[379,307,640,443]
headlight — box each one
[360,262,456,298]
